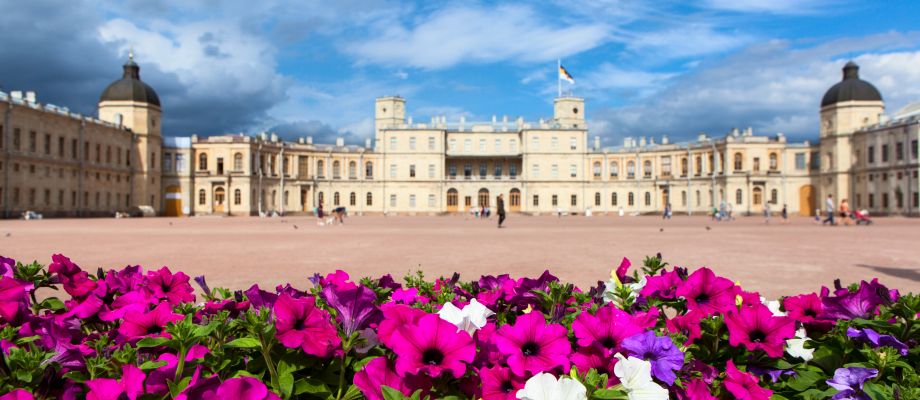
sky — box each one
[1,0,919,147]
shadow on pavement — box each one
[855,264,920,283]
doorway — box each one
[447,189,459,212]
[509,188,521,212]
[799,185,815,216]
[213,187,226,213]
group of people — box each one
[469,195,507,228]
[315,202,346,226]
[819,194,871,226]
[711,201,736,222]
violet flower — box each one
[621,331,685,385]
[821,280,892,320]
[846,327,908,356]
[321,283,382,336]
[826,367,878,400]
[244,284,278,310]
[0,256,15,279]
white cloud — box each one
[345,4,610,69]
[700,0,842,15]
[621,23,752,60]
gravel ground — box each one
[1,214,918,298]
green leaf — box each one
[340,384,365,400]
[862,382,890,400]
[278,371,294,399]
[139,360,169,371]
[193,322,219,338]
[293,378,331,396]
[136,337,171,348]
[787,369,825,392]
[224,337,262,349]
[38,297,65,311]
[381,386,410,400]
[590,389,626,399]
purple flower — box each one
[194,276,212,298]
[846,327,908,356]
[821,280,892,320]
[621,331,685,385]
[244,284,278,310]
[826,367,878,400]
[321,282,382,336]
[0,256,15,279]
[85,364,146,400]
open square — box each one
[3,215,918,298]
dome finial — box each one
[843,61,859,80]
[128,47,134,62]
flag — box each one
[559,65,575,83]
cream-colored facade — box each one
[2,59,918,218]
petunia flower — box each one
[572,304,658,356]
[438,298,495,335]
[117,302,183,341]
[215,376,281,400]
[0,256,15,279]
[724,303,795,358]
[826,367,878,400]
[273,293,340,358]
[640,269,684,300]
[679,379,717,400]
[846,327,908,356]
[666,311,703,346]
[321,283,382,336]
[515,373,587,400]
[785,328,815,361]
[479,365,527,400]
[676,268,738,316]
[85,364,146,400]
[354,357,432,400]
[48,254,97,298]
[571,346,617,383]
[494,312,571,376]
[783,293,826,325]
[621,331,685,385]
[0,389,33,400]
[612,353,669,400]
[144,267,195,305]
[821,280,892,320]
[146,345,210,395]
[723,360,772,400]
[244,284,278,310]
[377,303,428,348]
[390,313,476,378]
[0,277,33,322]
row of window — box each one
[0,125,131,167]
[316,160,372,179]
[528,136,578,151]
[0,187,130,209]
[866,140,919,164]
[447,163,519,179]
[859,191,920,209]
[447,137,521,153]
[0,161,131,183]
[192,152,376,180]
[391,136,439,152]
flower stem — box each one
[260,336,280,392]
[335,337,353,400]
[175,344,188,382]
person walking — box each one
[763,202,771,224]
[839,199,851,226]
[781,204,788,224]
[822,194,835,225]
[497,194,506,228]
[316,201,325,225]
[663,203,671,220]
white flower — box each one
[603,276,647,306]
[613,354,669,400]
[760,296,787,317]
[437,298,494,335]
[516,372,587,400]
[785,327,814,362]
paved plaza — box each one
[1,214,918,298]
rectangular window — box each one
[570,137,577,150]
[479,163,487,178]
[449,139,457,151]
[44,134,51,154]
[390,164,397,178]
[753,157,760,171]
[569,164,576,178]
[551,164,558,178]
[896,142,904,161]
[494,163,502,178]
[551,137,558,149]
[428,194,436,207]
[13,128,21,150]
[409,194,416,208]
[464,164,472,178]
[428,136,435,151]
[29,131,36,152]
[449,165,457,177]
[533,195,539,206]
[464,139,471,152]
[794,153,806,169]
[509,165,517,178]
[428,164,435,178]
[868,146,875,163]
[409,164,416,178]
[869,193,875,208]
[72,139,78,159]
[510,139,518,153]
[409,137,416,150]
[58,137,64,157]
[571,194,577,206]
[176,154,186,172]
[494,139,501,152]
[661,157,671,176]
[532,164,539,178]
[390,194,397,207]
[882,144,889,162]
[532,137,540,150]
[479,139,486,152]
[163,152,173,172]
[552,195,558,206]
[912,140,918,159]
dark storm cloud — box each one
[0,0,288,137]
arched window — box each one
[234,189,241,205]
[610,162,619,178]
[447,189,458,207]
[284,190,289,206]
[770,188,778,204]
[644,192,651,206]
[627,161,635,179]
[734,153,743,171]
[333,161,341,179]
[350,192,356,206]
[349,161,357,178]
[612,192,618,206]
[593,162,601,178]
[271,190,277,206]
[735,189,743,205]
[318,192,324,205]
[198,189,206,205]
[681,157,688,176]
[365,162,373,179]
[366,192,373,206]
[695,156,702,175]
[334,192,340,206]
[628,192,634,206]
[594,192,601,206]
[317,160,325,178]
[233,153,243,171]
[643,160,652,178]
[769,153,778,170]
[696,190,701,206]
[198,153,208,170]
[681,190,687,206]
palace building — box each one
[1,58,918,218]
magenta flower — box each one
[821,280,891,320]
[48,254,97,298]
[354,357,432,400]
[390,314,475,378]
[0,277,32,322]
[216,376,281,400]
[723,360,772,400]
[666,312,703,346]
[273,293,340,358]
[244,284,278,310]
[146,345,210,394]
[0,389,33,400]
[725,304,795,358]
[321,282,382,335]
[621,331,685,385]
[378,303,427,348]
[494,312,571,376]
[0,256,15,279]
[393,287,428,305]
[85,364,146,400]
[571,346,617,383]
[572,304,658,356]
[99,290,151,322]
[175,367,221,400]
[640,269,684,300]
[117,302,183,341]
[676,268,737,316]
[678,379,717,400]
[144,267,195,305]
[783,293,825,324]
[479,365,527,400]
[104,265,144,295]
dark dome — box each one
[821,61,882,107]
[99,56,161,107]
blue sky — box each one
[2,1,919,147]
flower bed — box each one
[0,254,917,400]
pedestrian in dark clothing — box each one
[497,194,506,228]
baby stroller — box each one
[852,209,873,225]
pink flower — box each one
[377,303,427,348]
[0,277,32,322]
[676,268,737,316]
[479,365,527,400]
[117,302,183,341]
[146,345,210,394]
[48,254,97,299]
[666,312,703,346]
[393,288,428,305]
[494,312,571,376]
[390,314,476,378]
[783,293,825,324]
[144,267,195,305]
[0,256,15,279]
[678,379,717,400]
[85,364,145,400]
[216,377,281,400]
[0,389,33,400]
[723,360,772,400]
[572,304,658,355]
[571,346,617,384]
[354,357,431,400]
[725,304,795,358]
[273,294,340,358]
[640,270,684,300]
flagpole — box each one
[557,59,562,98]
